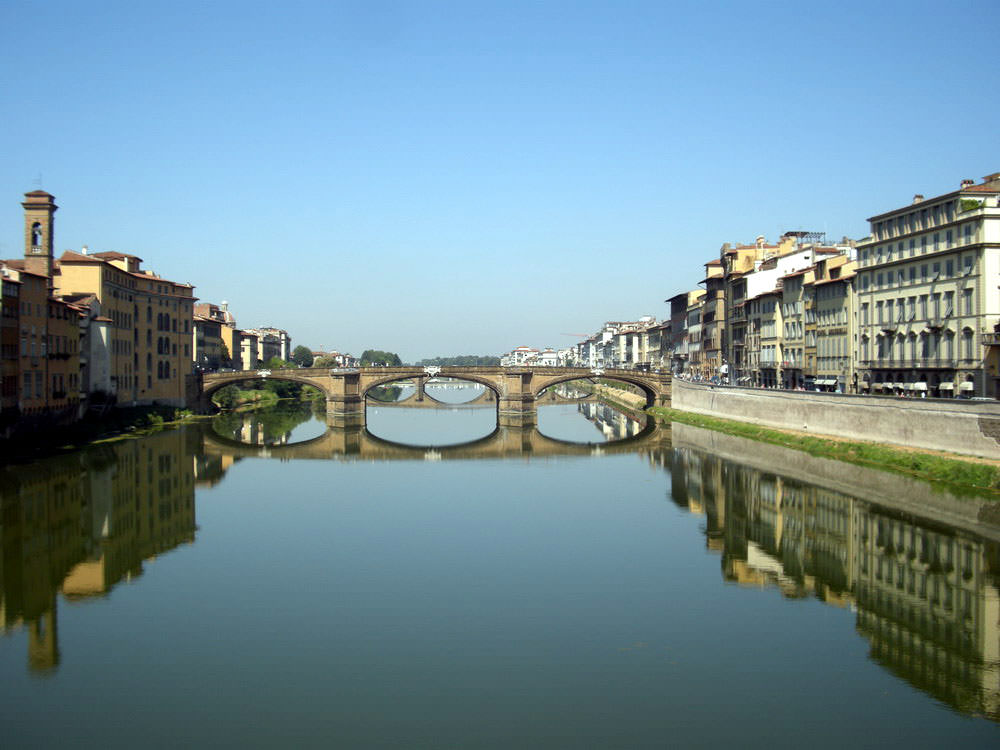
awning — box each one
[960,382,974,391]
[872,383,884,390]
[903,383,913,390]
[913,382,927,391]
[939,382,955,390]
[860,382,871,390]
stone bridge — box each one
[197,366,671,427]
[200,420,671,462]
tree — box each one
[264,356,293,370]
[290,345,314,368]
[415,355,501,367]
[312,355,337,368]
[360,350,402,367]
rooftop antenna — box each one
[32,173,43,189]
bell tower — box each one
[22,190,58,281]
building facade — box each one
[856,174,1000,397]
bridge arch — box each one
[362,373,501,401]
[200,371,335,402]
[531,372,657,408]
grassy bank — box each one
[648,406,1000,495]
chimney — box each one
[912,194,924,204]
[960,179,975,189]
[81,245,88,255]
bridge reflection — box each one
[199,413,670,462]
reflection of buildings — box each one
[0,429,197,672]
[667,444,1000,720]
[578,401,645,441]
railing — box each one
[982,332,1000,346]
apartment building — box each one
[699,261,726,378]
[1,272,18,421]
[856,173,1000,397]
[56,250,194,407]
[256,327,292,362]
[722,235,799,383]
[664,289,703,375]
[780,267,812,388]
[239,329,261,370]
[193,312,223,371]
[812,255,858,392]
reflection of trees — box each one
[212,401,315,446]
[0,429,198,673]
[368,384,403,402]
[665,443,1000,722]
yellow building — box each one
[55,250,194,407]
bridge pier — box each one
[325,371,365,428]
[498,370,537,427]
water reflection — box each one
[660,422,1000,721]
[211,400,326,446]
[0,429,197,673]
[2,402,999,734]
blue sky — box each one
[2,1,998,361]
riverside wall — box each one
[671,379,1000,460]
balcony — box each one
[982,332,1000,347]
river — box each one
[1,384,998,748]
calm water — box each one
[2,389,998,748]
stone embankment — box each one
[672,422,1000,532]
[672,379,1000,460]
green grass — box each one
[648,406,1000,495]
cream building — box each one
[811,255,858,392]
[856,173,1000,397]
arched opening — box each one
[206,375,326,411]
[534,375,652,443]
[363,374,501,446]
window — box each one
[945,259,954,277]
[963,329,974,360]
[963,254,974,275]
[963,223,973,245]
[877,301,884,324]
[946,230,953,247]
[921,264,928,282]
[932,262,941,279]
[861,303,869,326]
[944,291,954,317]
[963,288,973,316]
